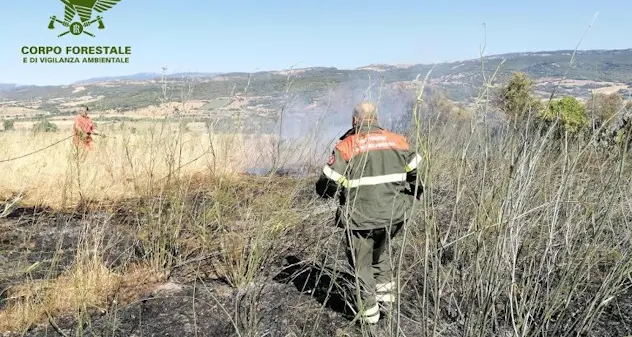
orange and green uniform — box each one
[73,114,94,149]
[315,123,422,322]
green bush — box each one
[3,119,15,131]
[32,119,59,133]
[495,72,543,124]
[537,96,589,135]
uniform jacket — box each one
[315,123,423,230]
[73,114,94,149]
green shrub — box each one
[3,119,15,131]
[32,120,59,133]
[495,72,543,125]
[537,96,589,135]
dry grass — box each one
[0,261,161,333]
[0,106,47,118]
[0,219,164,334]
[0,70,328,335]
[4,117,632,335]
[0,172,308,334]
[0,121,280,208]
[0,260,117,332]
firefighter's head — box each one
[352,102,378,127]
[79,105,89,117]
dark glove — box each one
[315,175,338,199]
[404,183,423,200]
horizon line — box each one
[4,47,632,87]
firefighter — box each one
[315,101,422,324]
[72,105,99,150]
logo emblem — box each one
[48,0,121,38]
[327,154,336,166]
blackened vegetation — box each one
[273,255,359,319]
[0,205,136,288]
[1,166,632,336]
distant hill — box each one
[0,84,17,92]
[348,48,632,100]
[1,48,631,121]
[73,72,222,84]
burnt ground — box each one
[0,204,432,337]
[8,273,431,337]
[0,208,138,297]
[1,200,632,337]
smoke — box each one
[245,68,451,174]
[280,81,412,136]
[263,78,416,171]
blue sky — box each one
[0,0,628,86]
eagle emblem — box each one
[48,0,122,37]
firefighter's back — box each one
[337,126,414,230]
